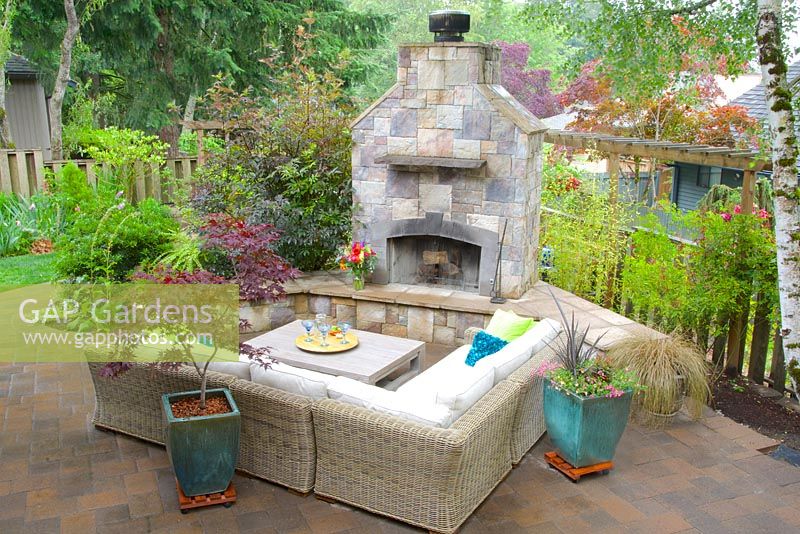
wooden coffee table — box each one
[247,320,424,391]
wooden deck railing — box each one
[0,149,199,202]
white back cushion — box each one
[250,362,334,400]
[397,344,496,422]
[474,318,562,383]
[473,341,530,384]
[206,361,252,380]
[328,376,453,428]
[512,318,562,354]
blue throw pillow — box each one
[465,331,508,367]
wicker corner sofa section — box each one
[313,380,522,533]
[87,336,560,533]
[88,362,318,494]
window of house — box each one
[697,166,711,188]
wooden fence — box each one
[541,206,787,392]
[0,149,199,202]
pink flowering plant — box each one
[535,358,639,399]
[718,203,771,224]
[534,288,640,398]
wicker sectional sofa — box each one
[87,321,561,533]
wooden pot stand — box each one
[176,479,237,513]
[545,451,613,482]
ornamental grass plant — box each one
[607,334,711,427]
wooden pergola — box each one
[544,130,770,213]
[545,130,776,377]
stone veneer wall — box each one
[241,293,493,346]
[350,41,547,299]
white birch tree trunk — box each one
[48,0,79,160]
[757,0,800,394]
[180,93,197,137]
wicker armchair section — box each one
[505,334,562,464]
[312,380,521,534]
[227,378,316,493]
[88,362,317,493]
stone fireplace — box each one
[350,31,547,298]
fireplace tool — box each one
[490,219,508,304]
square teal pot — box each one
[543,379,632,468]
[162,388,240,496]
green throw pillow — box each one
[485,309,534,342]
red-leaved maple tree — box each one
[496,41,562,119]
[558,60,760,149]
[201,214,300,303]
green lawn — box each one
[0,254,56,286]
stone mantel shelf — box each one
[374,154,486,169]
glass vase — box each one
[352,273,365,291]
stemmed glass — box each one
[301,319,315,342]
[317,319,331,347]
[314,313,326,340]
[338,321,351,344]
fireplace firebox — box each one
[388,235,481,291]
[373,212,498,296]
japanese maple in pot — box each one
[158,333,272,497]
[101,319,272,497]
[535,293,640,468]
[101,215,299,497]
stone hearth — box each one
[350,40,547,298]
[241,272,661,349]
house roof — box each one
[4,54,38,78]
[730,62,800,121]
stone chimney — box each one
[350,37,547,299]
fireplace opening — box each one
[388,235,480,292]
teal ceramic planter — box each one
[162,388,240,496]
[543,379,632,468]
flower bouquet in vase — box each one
[339,241,377,290]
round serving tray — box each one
[295,333,359,353]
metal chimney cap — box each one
[429,9,470,16]
[428,10,470,42]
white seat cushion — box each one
[400,344,471,388]
[397,345,495,422]
[250,362,335,400]
[474,318,562,383]
[327,377,453,428]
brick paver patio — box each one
[2,360,800,533]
